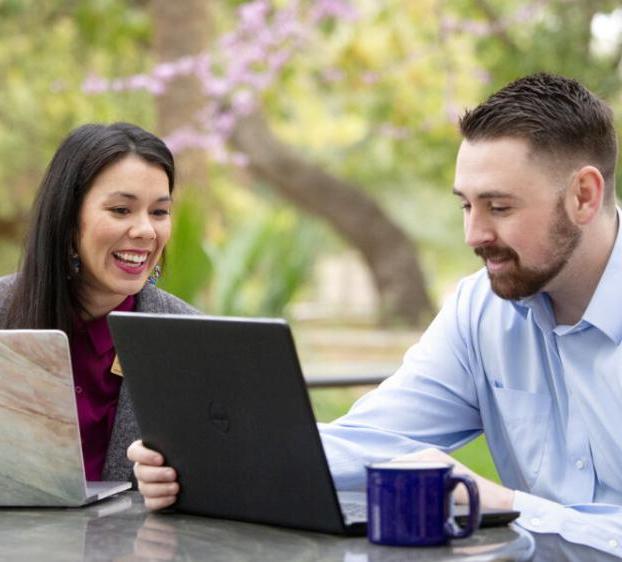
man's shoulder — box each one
[135,284,201,315]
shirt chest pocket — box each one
[492,387,552,489]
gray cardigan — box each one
[0,274,199,481]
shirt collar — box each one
[511,292,555,332]
[74,295,136,356]
[512,209,622,343]
[581,209,622,343]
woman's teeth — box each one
[113,252,148,265]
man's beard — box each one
[475,197,581,300]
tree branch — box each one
[231,112,434,325]
[473,0,520,52]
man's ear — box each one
[567,165,604,225]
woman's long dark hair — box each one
[4,122,175,335]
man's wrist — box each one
[477,477,515,510]
[498,487,515,510]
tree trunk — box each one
[0,216,25,242]
[151,0,211,188]
[231,112,434,326]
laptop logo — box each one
[208,401,230,433]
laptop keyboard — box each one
[340,501,367,523]
[337,492,368,524]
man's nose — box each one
[464,211,495,248]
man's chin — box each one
[488,273,539,301]
[490,283,524,300]
[489,264,566,300]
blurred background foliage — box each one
[2,0,622,480]
[1,0,621,316]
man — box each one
[130,73,622,549]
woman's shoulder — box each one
[135,283,201,315]
[0,273,19,323]
[0,273,18,290]
[0,273,18,302]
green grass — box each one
[310,387,500,483]
[451,435,499,483]
[309,386,369,423]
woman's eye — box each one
[460,202,471,211]
[110,207,130,215]
[152,209,171,217]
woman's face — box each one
[75,155,172,317]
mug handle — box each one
[445,474,481,540]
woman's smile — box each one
[112,250,151,274]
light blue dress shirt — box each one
[319,213,622,556]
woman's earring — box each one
[148,264,161,286]
[70,249,81,275]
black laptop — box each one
[108,313,519,535]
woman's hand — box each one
[127,440,179,511]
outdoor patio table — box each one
[0,490,593,561]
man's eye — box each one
[491,206,510,213]
[460,202,471,211]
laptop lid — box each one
[108,313,518,533]
[109,312,355,534]
[0,330,130,506]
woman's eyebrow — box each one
[105,191,171,203]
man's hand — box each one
[127,440,179,511]
[391,447,515,510]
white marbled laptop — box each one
[0,330,130,506]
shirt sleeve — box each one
[319,281,483,490]
[513,491,622,556]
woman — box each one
[0,122,197,483]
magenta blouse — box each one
[70,295,136,481]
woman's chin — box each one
[109,276,150,299]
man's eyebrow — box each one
[452,188,518,200]
[107,191,171,202]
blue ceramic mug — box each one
[366,461,480,546]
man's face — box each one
[453,138,581,300]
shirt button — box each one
[75,386,82,394]
[575,459,586,470]
[609,539,619,549]
[530,517,542,527]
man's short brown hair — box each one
[460,73,618,205]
